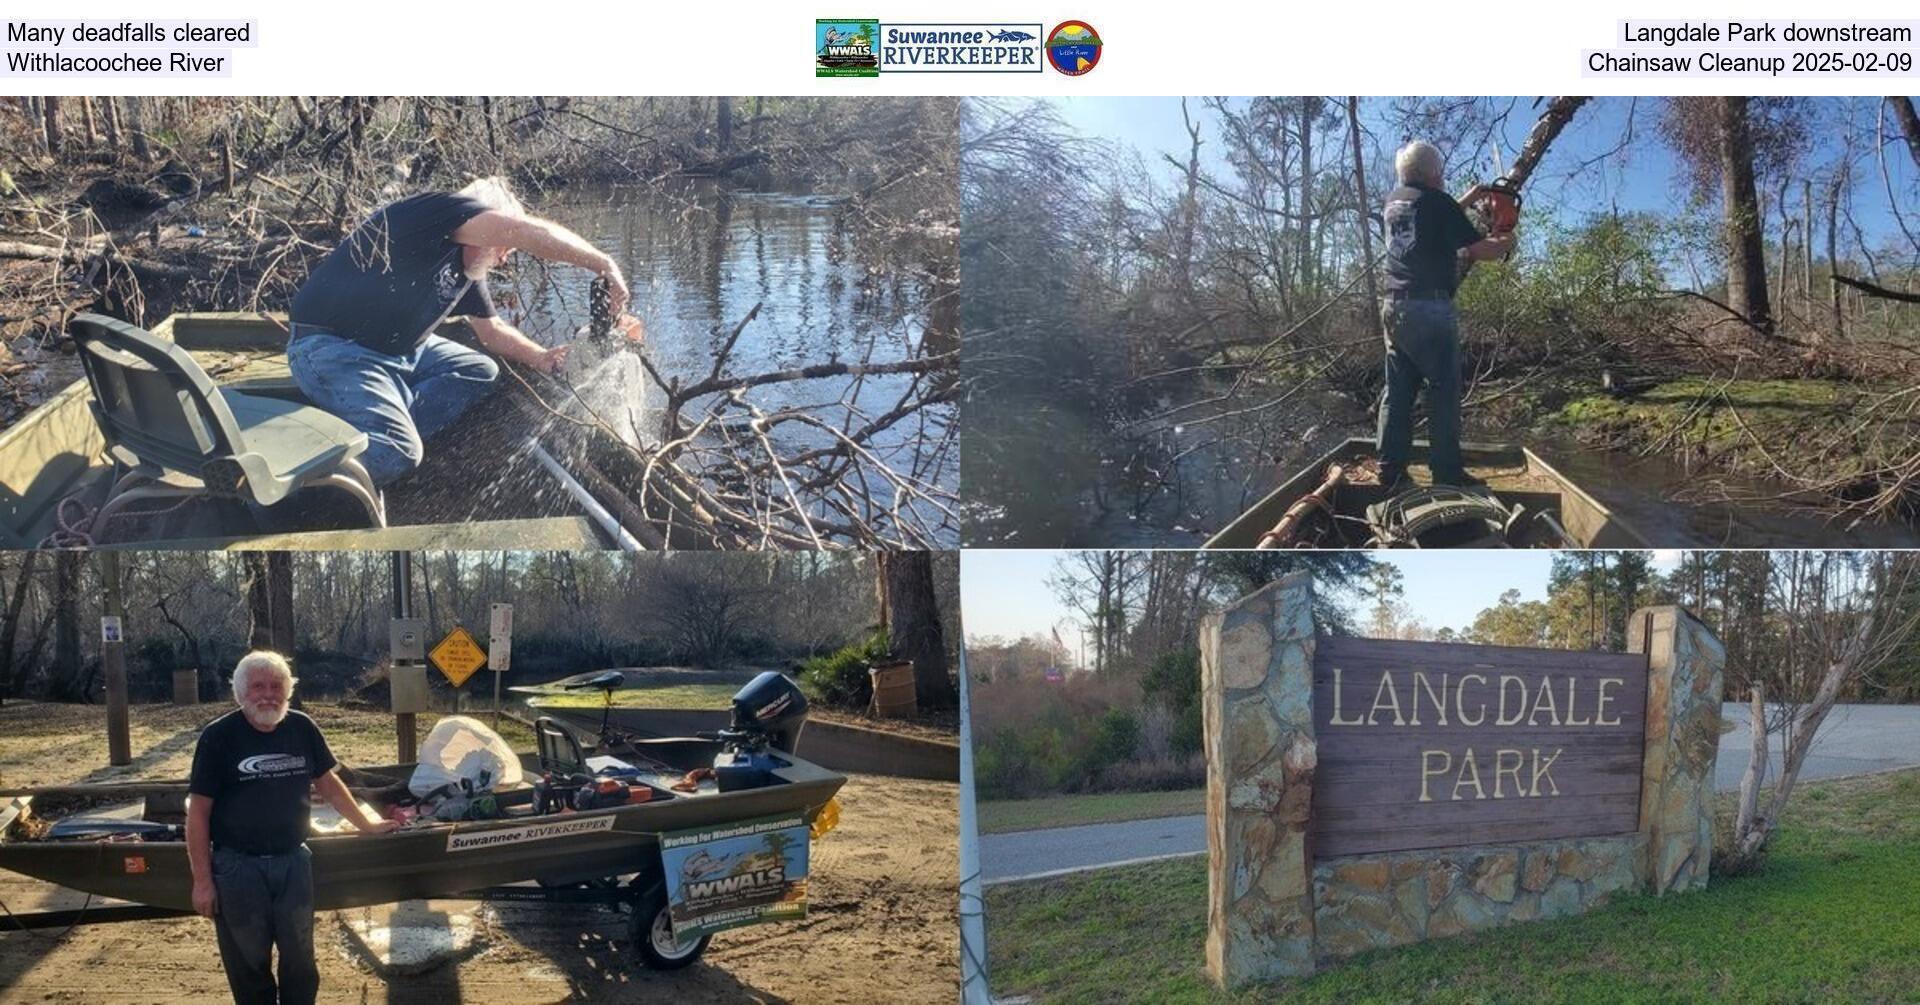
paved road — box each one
[982,703,1920,884]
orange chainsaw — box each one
[1461,176,1522,236]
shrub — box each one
[797,629,889,710]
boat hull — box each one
[1204,438,1649,549]
[0,754,844,912]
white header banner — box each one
[0,1,1912,95]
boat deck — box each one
[0,313,610,549]
[1206,439,1648,549]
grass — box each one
[518,684,740,711]
[977,788,1205,834]
[1551,377,1905,484]
[985,768,1920,1003]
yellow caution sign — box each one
[429,626,487,688]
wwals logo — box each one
[816,19,879,77]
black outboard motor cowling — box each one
[728,671,809,754]
[713,672,809,792]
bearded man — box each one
[186,651,396,1005]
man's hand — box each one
[538,344,572,374]
[193,878,218,918]
[355,818,401,835]
[614,313,646,344]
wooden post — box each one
[393,552,417,761]
[98,551,130,767]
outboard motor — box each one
[712,672,809,792]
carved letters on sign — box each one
[1311,636,1648,858]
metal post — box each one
[99,551,130,767]
[392,552,416,761]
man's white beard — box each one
[245,701,288,729]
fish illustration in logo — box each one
[680,850,731,882]
[989,29,1037,43]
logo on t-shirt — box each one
[237,753,307,778]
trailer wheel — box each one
[628,885,710,970]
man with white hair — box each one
[186,651,397,1005]
[287,177,646,485]
[1376,141,1516,491]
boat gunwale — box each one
[1203,437,1650,549]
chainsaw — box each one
[1455,176,1522,277]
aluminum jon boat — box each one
[1204,437,1651,549]
[0,675,844,966]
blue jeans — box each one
[287,331,498,485]
[1375,298,1465,480]
[211,844,317,1005]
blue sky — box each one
[961,550,1685,664]
[1030,96,1911,250]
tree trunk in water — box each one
[0,552,41,703]
[54,551,83,699]
[879,552,955,709]
[716,96,733,153]
[1347,96,1381,340]
[1718,97,1773,333]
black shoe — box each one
[1432,470,1489,491]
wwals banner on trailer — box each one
[660,814,811,939]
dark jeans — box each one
[211,844,318,1005]
[1375,297,1465,480]
[287,330,498,485]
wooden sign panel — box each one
[1310,636,1647,858]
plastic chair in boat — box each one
[67,312,384,536]
[534,714,635,777]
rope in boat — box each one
[37,492,196,549]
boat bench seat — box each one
[68,313,385,538]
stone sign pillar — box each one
[1629,606,1726,894]
[1200,571,1318,986]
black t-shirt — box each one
[290,191,498,355]
[1381,183,1485,298]
[188,709,338,855]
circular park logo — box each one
[1045,21,1101,76]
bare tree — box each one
[1729,553,1920,868]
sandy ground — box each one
[0,701,958,1003]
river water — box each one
[495,181,958,541]
[975,389,1920,549]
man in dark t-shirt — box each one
[187,652,396,1005]
[287,176,645,485]
[1375,141,1516,490]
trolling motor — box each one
[707,671,810,792]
